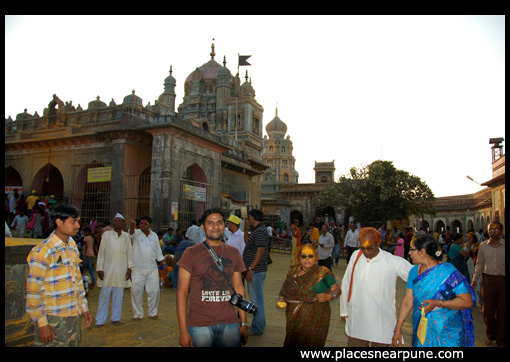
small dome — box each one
[15,108,34,121]
[218,56,232,77]
[265,108,287,137]
[218,65,231,77]
[88,96,107,110]
[165,65,176,85]
[123,90,143,106]
[239,70,255,96]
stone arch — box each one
[434,219,446,233]
[451,219,463,234]
[33,163,64,199]
[179,163,210,232]
[290,210,304,229]
[316,205,336,226]
[73,161,111,222]
[5,166,23,189]
[467,219,474,232]
[184,163,208,183]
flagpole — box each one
[235,53,239,141]
[235,54,250,142]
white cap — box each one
[114,213,125,220]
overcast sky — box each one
[5,15,505,197]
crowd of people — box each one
[5,189,58,239]
[10,199,504,348]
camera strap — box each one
[202,241,236,294]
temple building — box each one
[5,42,267,231]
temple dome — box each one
[123,90,143,106]
[185,58,223,84]
[184,42,232,92]
[15,108,34,121]
[87,96,107,110]
[265,108,287,137]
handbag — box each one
[27,215,36,230]
[417,307,428,345]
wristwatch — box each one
[248,266,254,271]
[241,323,249,327]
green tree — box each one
[316,160,435,226]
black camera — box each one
[230,293,257,314]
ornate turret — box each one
[158,65,177,113]
[265,107,287,139]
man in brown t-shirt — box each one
[177,207,248,347]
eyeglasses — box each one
[489,228,501,231]
[300,254,315,259]
[409,248,419,252]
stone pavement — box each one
[78,251,493,347]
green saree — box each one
[279,264,336,347]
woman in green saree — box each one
[278,244,341,346]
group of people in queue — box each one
[24,203,504,348]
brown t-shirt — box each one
[178,242,245,326]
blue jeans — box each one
[246,271,266,334]
[84,256,96,285]
[188,323,240,347]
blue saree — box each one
[410,263,476,347]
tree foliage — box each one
[316,160,436,226]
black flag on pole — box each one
[239,55,251,66]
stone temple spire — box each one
[210,38,216,59]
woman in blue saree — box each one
[392,234,476,347]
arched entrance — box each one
[137,167,151,217]
[290,210,304,230]
[435,220,446,233]
[126,165,151,221]
[73,162,111,224]
[32,163,64,199]
[5,166,23,192]
[451,220,463,234]
[179,164,210,232]
[316,206,336,226]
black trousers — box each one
[319,256,332,271]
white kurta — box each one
[340,248,412,344]
[129,229,164,318]
[96,230,133,288]
[130,229,164,271]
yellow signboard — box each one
[87,166,112,183]
[183,185,207,202]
